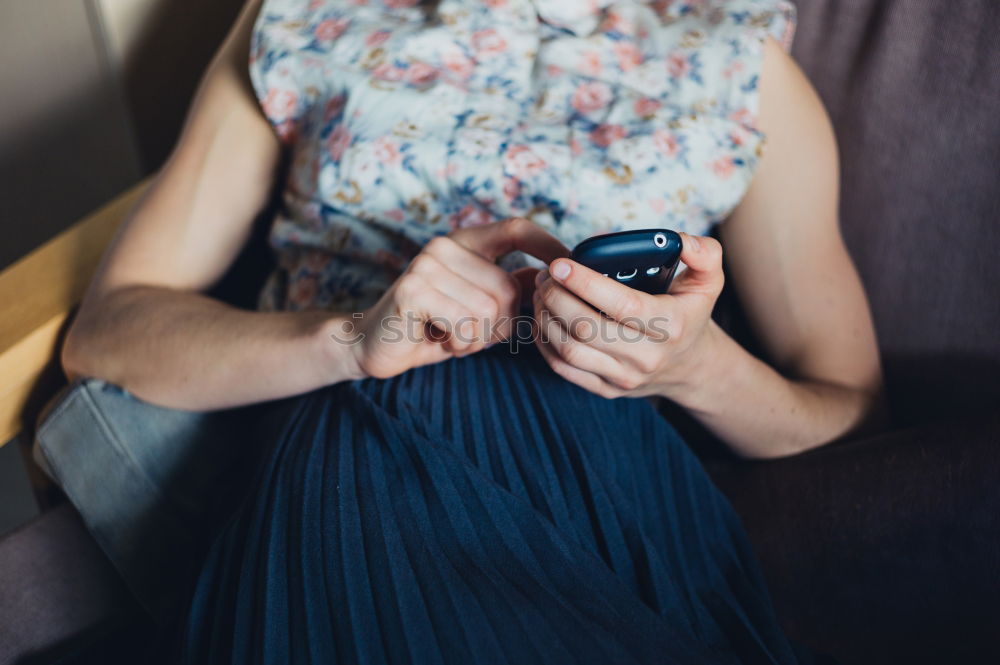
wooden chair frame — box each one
[0,180,150,448]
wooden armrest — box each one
[0,179,151,446]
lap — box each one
[177,343,803,665]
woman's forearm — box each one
[62,286,363,411]
[669,321,885,459]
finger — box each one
[399,276,479,354]
[421,236,521,342]
[534,295,638,391]
[535,333,625,399]
[450,217,570,264]
[547,257,651,327]
[535,273,664,362]
[423,236,521,312]
[408,252,505,346]
[668,232,724,297]
[511,266,541,307]
[536,273,623,352]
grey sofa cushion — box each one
[32,379,265,622]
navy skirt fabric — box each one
[176,342,811,664]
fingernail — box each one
[552,260,571,280]
[686,233,701,252]
[535,269,549,286]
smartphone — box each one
[570,229,682,295]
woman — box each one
[64,0,884,662]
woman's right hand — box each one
[349,217,569,380]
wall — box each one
[0,0,243,535]
[0,0,140,271]
[0,0,244,271]
[96,0,245,171]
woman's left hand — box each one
[532,232,725,400]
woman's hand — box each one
[350,217,569,380]
[532,232,725,400]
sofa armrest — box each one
[709,413,1000,665]
[0,180,150,447]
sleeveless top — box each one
[249,0,796,312]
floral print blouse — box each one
[249,0,796,312]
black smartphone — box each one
[570,229,682,295]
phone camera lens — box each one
[653,233,667,248]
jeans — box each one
[33,379,266,622]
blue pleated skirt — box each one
[177,342,812,664]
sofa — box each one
[1,0,998,663]
[701,1,1000,662]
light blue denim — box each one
[32,379,262,623]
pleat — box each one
[356,390,682,664]
[178,342,806,665]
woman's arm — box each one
[532,38,885,459]
[690,37,886,457]
[62,0,363,411]
[63,0,570,411]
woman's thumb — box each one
[669,232,724,295]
